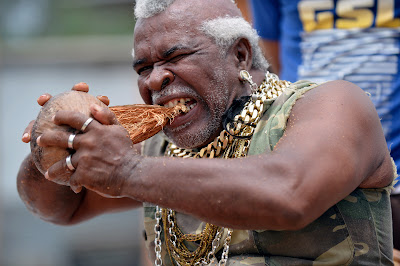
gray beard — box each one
[162,67,230,149]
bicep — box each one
[273,80,387,222]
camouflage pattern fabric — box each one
[142,80,395,265]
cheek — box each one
[138,78,152,104]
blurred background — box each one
[0,0,149,265]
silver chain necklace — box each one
[154,206,233,266]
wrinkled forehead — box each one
[133,12,207,61]
[135,15,196,41]
[133,0,241,53]
[134,4,203,47]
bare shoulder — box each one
[292,80,382,130]
[286,79,394,188]
[297,80,375,113]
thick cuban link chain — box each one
[166,72,289,159]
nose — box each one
[146,66,175,92]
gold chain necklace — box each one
[166,72,290,159]
[155,72,290,266]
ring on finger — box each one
[68,133,76,149]
[66,154,76,171]
[80,117,94,132]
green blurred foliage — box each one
[47,4,136,36]
[0,0,137,38]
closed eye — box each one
[137,65,153,76]
[168,52,195,63]
[168,54,187,63]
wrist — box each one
[117,148,143,199]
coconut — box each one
[30,91,107,174]
[31,91,187,175]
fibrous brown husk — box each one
[109,104,186,144]
[31,91,184,174]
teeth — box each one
[164,98,195,112]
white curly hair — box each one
[133,0,269,72]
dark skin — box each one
[18,0,394,230]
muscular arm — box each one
[17,148,141,226]
[17,154,85,224]
[18,83,143,225]
[116,80,393,230]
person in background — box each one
[249,0,400,253]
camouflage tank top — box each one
[142,80,395,265]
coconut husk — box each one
[109,104,186,144]
[31,90,185,174]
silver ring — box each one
[68,133,76,149]
[80,117,94,132]
[66,154,75,171]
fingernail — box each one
[72,186,82,194]
[44,171,50,180]
[22,133,29,140]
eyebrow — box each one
[132,44,189,68]
[132,58,146,69]
[163,45,187,58]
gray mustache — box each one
[151,86,199,103]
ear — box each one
[232,38,253,70]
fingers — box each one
[37,131,81,150]
[71,83,110,107]
[45,154,83,193]
[37,83,89,107]
[45,157,75,186]
[38,110,105,150]
[22,120,35,143]
[90,104,119,125]
[70,181,83,194]
[53,111,99,131]
[72,82,89,92]
[37,93,52,106]
[97,95,110,106]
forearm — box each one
[17,154,85,225]
[119,154,303,230]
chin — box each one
[163,119,222,149]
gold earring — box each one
[240,70,258,92]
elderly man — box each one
[18,0,396,265]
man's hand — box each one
[37,103,138,197]
[21,82,110,143]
